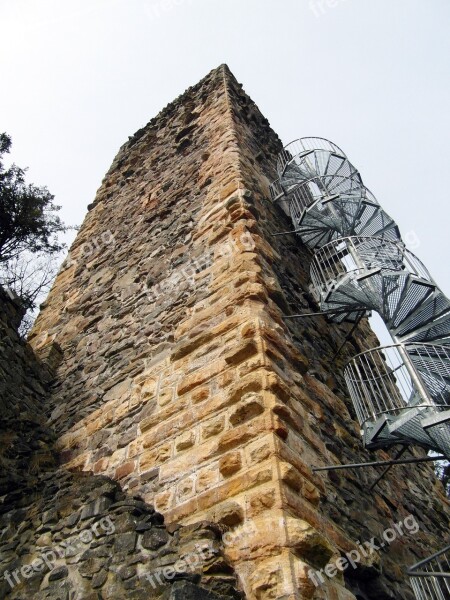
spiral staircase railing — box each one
[269,137,450,599]
[276,137,348,177]
[408,545,450,600]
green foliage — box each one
[0,132,66,264]
[0,134,67,327]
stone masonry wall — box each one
[0,286,56,496]
[0,289,243,599]
[28,66,450,599]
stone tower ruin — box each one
[2,65,449,600]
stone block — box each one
[115,461,135,479]
[223,340,258,366]
[201,417,226,440]
[139,442,172,471]
[93,457,109,473]
[248,487,276,516]
[176,476,196,502]
[229,397,264,426]
[279,461,302,492]
[213,501,244,528]
[142,528,170,550]
[196,466,219,493]
[154,489,174,513]
[219,452,242,477]
[191,387,210,404]
[175,430,196,452]
[178,361,225,396]
[247,440,271,465]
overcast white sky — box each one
[1,0,449,302]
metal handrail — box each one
[309,236,432,300]
[408,545,450,577]
[283,137,346,154]
[286,175,378,223]
[408,545,450,600]
[269,178,285,202]
[344,342,450,426]
[289,173,376,201]
[276,137,347,176]
[346,342,450,371]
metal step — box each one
[394,291,450,334]
[362,408,450,457]
[281,150,361,190]
[401,312,450,345]
[422,411,450,459]
[387,408,437,449]
[363,415,395,448]
[295,199,400,249]
[385,277,434,327]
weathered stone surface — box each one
[0,461,241,600]
[1,64,446,600]
[0,286,242,600]
[218,452,242,477]
[164,580,230,600]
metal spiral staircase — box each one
[408,545,450,600]
[269,137,450,599]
